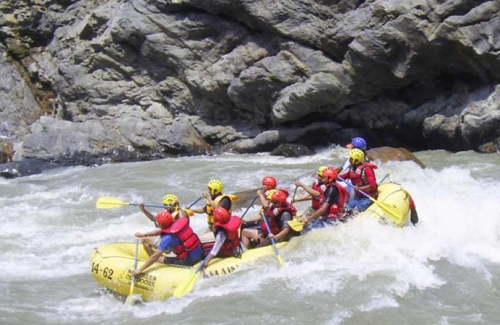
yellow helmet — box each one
[266,189,278,200]
[349,148,365,165]
[207,179,223,195]
[162,194,179,206]
[317,165,328,177]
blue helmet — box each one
[351,137,367,150]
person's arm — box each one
[291,194,312,203]
[294,181,321,197]
[130,231,168,275]
[299,186,339,223]
[299,203,329,223]
[257,190,269,208]
[204,230,227,268]
[243,213,263,223]
[139,203,156,223]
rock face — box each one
[0,0,499,169]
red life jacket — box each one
[311,181,325,210]
[161,218,201,259]
[213,216,242,257]
[327,183,349,219]
[261,203,297,235]
[347,162,378,197]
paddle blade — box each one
[173,272,199,298]
[370,197,404,226]
[277,255,284,266]
[287,219,304,232]
[96,197,130,209]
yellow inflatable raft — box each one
[363,182,411,226]
[90,183,412,302]
[90,240,293,302]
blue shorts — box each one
[345,196,372,212]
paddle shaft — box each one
[241,196,258,219]
[128,238,140,297]
[378,171,391,184]
[338,175,402,225]
[338,176,373,202]
[132,203,166,209]
[260,213,284,266]
[173,254,210,298]
[187,196,203,209]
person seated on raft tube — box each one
[138,194,191,249]
[242,175,279,230]
[340,148,378,213]
[292,166,329,219]
[241,188,277,231]
[203,207,242,269]
[190,179,234,232]
[337,137,370,174]
[241,189,298,249]
[130,211,203,276]
[298,167,349,230]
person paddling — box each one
[130,211,203,276]
[138,193,190,249]
[292,166,328,219]
[241,175,279,231]
[241,189,297,249]
[340,149,378,213]
[203,207,242,270]
[191,179,234,232]
[337,137,370,174]
[298,167,348,230]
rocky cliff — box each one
[1,0,499,166]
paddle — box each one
[260,213,284,266]
[187,196,203,209]
[337,176,403,226]
[287,218,305,232]
[173,254,210,298]
[125,238,140,305]
[378,170,392,184]
[96,197,169,209]
[241,195,258,219]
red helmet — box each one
[262,176,277,190]
[156,211,174,228]
[322,167,338,184]
[271,190,288,205]
[213,206,230,224]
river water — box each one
[1,146,500,325]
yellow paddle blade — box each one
[184,209,194,217]
[369,197,404,226]
[277,255,284,266]
[96,197,130,209]
[173,272,199,298]
[287,219,304,232]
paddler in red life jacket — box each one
[292,166,329,219]
[138,193,191,250]
[190,179,235,232]
[242,176,279,230]
[340,148,378,213]
[298,167,348,230]
[203,207,242,270]
[242,189,298,249]
[130,211,203,276]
